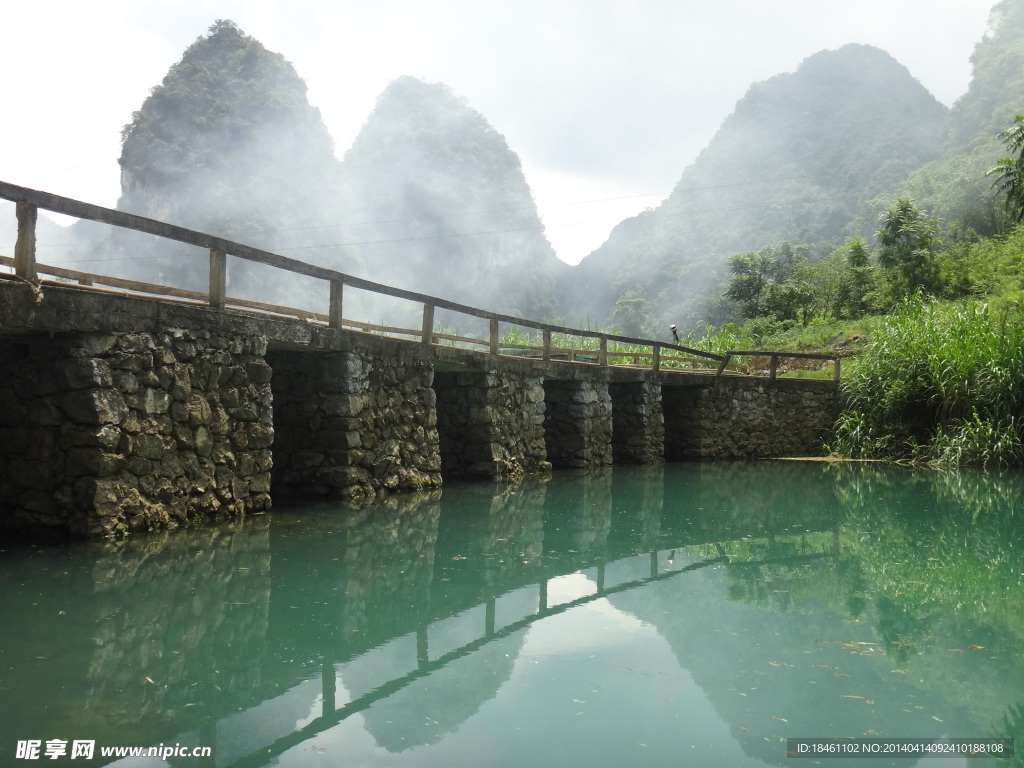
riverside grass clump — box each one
[831,295,1024,467]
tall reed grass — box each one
[831,295,1024,466]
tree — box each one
[987,114,1024,223]
[875,198,940,298]
[610,290,652,337]
[725,242,814,323]
[809,237,878,319]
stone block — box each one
[247,423,274,449]
[245,359,273,385]
[61,388,129,426]
[134,433,176,461]
[141,387,170,415]
[56,358,114,391]
[194,426,214,458]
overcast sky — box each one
[0,0,996,264]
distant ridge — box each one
[559,44,948,334]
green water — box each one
[2,462,1023,767]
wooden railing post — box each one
[489,318,499,355]
[329,278,343,329]
[14,201,37,282]
[652,344,661,372]
[833,356,841,383]
[422,303,435,346]
[716,354,732,377]
[599,336,608,366]
[542,329,552,361]
[209,248,226,310]
[769,354,779,380]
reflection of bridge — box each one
[222,540,838,768]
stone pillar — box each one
[542,378,613,469]
[609,380,664,464]
[662,384,703,460]
[270,340,441,501]
[0,329,273,538]
[434,368,549,479]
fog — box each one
[0,1,993,267]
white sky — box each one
[0,0,995,264]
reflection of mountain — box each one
[359,630,527,751]
[604,464,1024,766]
[609,564,951,767]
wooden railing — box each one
[0,180,838,380]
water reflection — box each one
[1,463,1022,767]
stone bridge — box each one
[0,181,840,537]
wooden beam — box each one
[542,329,552,361]
[14,201,37,282]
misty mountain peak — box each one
[563,41,947,333]
[336,75,563,318]
[344,75,520,179]
[117,19,337,232]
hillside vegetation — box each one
[558,43,948,336]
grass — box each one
[829,294,1024,466]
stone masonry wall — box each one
[543,378,613,469]
[0,330,272,537]
[663,377,839,459]
[270,340,442,501]
[610,380,665,464]
[434,369,549,479]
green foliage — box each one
[830,295,1024,465]
[875,198,941,298]
[725,242,814,323]
[987,114,1024,223]
[812,236,878,319]
[959,223,1024,298]
[609,290,652,337]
